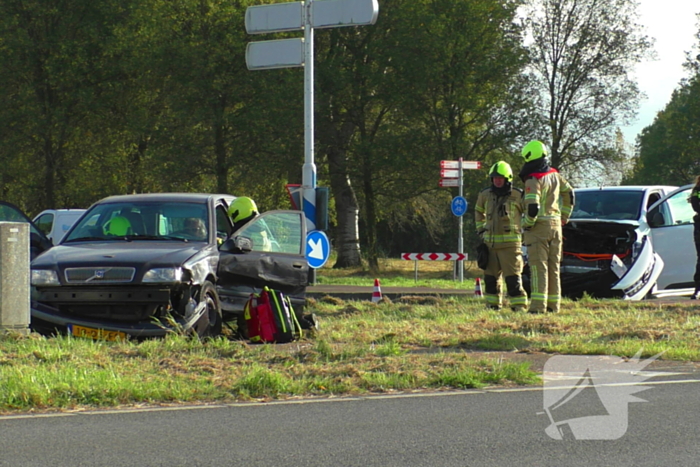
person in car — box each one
[103,216,132,237]
[519,140,575,314]
[228,196,272,251]
[182,217,207,240]
[229,196,260,232]
[475,161,528,311]
[690,176,700,300]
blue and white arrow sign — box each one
[306,230,330,269]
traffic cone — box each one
[372,278,382,303]
[474,277,483,298]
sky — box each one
[619,1,700,144]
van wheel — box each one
[193,281,222,338]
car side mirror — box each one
[219,236,253,253]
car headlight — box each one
[143,267,183,283]
[31,270,60,286]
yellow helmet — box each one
[228,196,259,224]
[521,140,548,162]
[103,216,132,236]
[489,161,513,182]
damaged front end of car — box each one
[30,250,218,339]
[560,220,663,300]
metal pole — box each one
[414,260,418,282]
[303,0,317,284]
[458,157,464,282]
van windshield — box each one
[570,190,643,221]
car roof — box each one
[575,185,678,193]
[94,193,235,204]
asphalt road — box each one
[2,363,700,467]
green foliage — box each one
[522,0,653,179]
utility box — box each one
[0,222,30,335]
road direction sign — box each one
[451,196,468,217]
[245,2,304,34]
[440,160,481,170]
[246,38,304,70]
[313,0,379,28]
[306,230,330,269]
[439,179,459,187]
[440,169,461,178]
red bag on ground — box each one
[244,294,277,343]
[244,287,301,343]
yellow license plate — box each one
[70,324,127,342]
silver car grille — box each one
[64,267,136,284]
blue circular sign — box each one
[306,230,330,269]
[451,196,468,217]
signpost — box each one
[245,0,379,235]
[246,0,378,281]
[439,158,482,282]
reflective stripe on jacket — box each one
[523,169,573,228]
[475,187,524,248]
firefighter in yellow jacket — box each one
[475,161,528,311]
[519,141,574,313]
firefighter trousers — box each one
[523,220,562,313]
[483,245,528,310]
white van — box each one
[33,209,86,245]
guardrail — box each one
[401,253,468,282]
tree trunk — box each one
[128,136,148,194]
[361,149,378,272]
[328,140,362,268]
[214,97,228,194]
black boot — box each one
[691,288,700,300]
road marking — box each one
[2,377,700,420]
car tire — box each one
[193,281,222,338]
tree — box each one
[316,0,532,270]
[522,0,652,176]
[0,0,129,212]
[627,14,700,185]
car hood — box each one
[31,241,205,269]
[567,218,640,228]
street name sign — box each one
[246,38,304,70]
[245,2,304,34]
[440,169,461,179]
[313,0,379,28]
[439,179,459,187]
[440,160,481,170]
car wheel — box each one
[192,281,222,338]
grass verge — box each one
[1,293,698,413]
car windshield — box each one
[63,201,209,242]
[570,190,644,220]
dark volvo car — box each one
[30,193,309,339]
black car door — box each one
[217,210,309,301]
[0,201,53,259]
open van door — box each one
[646,184,695,297]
